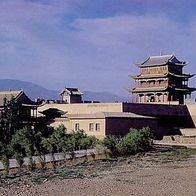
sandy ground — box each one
[0,153,196,196]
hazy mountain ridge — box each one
[0,79,123,102]
[83,91,123,102]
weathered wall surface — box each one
[38,103,123,115]
[186,104,196,127]
[50,117,106,139]
[122,103,196,138]
[38,102,196,139]
[105,117,158,137]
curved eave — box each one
[131,72,194,80]
[138,55,187,67]
[169,87,196,93]
[168,72,194,78]
[131,86,168,93]
[132,73,168,79]
[172,62,188,66]
[138,63,167,68]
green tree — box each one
[0,142,12,175]
[0,97,19,175]
[11,127,35,170]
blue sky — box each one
[0,0,196,98]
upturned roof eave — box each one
[132,73,168,79]
[172,87,196,92]
[131,72,194,79]
[130,86,168,93]
[168,72,195,78]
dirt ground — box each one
[0,147,196,196]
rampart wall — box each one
[123,103,196,138]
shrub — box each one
[80,136,99,150]
[103,135,121,155]
[104,127,154,156]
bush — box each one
[104,127,154,156]
[103,135,121,155]
[80,136,99,150]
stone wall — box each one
[122,103,196,138]
[186,104,196,127]
[105,117,158,137]
[38,102,123,116]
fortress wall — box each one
[186,104,196,127]
[122,103,196,137]
[123,103,190,116]
[38,102,123,116]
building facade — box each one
[38,102,158,139]
[131,55,196,104]
[38,98,196,140]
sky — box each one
[0,0,196,98]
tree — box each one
[0,141,12,175]
[11,127,35,170]
[0,97,19,175]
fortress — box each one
[37,54,196,142]
[1,54,196,143]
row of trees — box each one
[0,124,99,174]
[0,97,99,174]
[0,125,154,175]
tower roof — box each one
[131,72,194,79]
[59,87,83,96]
[0,90,38,106]
[138,54,187,67]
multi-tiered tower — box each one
[131,54,195,104]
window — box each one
[95,123,100,131]
[89,123,94,131]
[75,123,79,131]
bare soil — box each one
[0,146,196,196]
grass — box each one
[144,146,196,163]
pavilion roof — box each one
[132,72,194,79]
[131,86,196,93]
[130,86,168,93]
[137,55,187,67]
[0,90,38,106]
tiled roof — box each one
[139,55,186,67]
[0,90,38,106]
[132,73,168,79]
[132,72,194,79]
[131,86,168,93]
[60,87,83,96]
[131,86,196,93]
[0,90,23,106]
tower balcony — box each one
[136,81,168,88]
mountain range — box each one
[0,79,124,102]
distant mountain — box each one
[0,79,123,102]
[0,79,59,100]
[83,91,123,102]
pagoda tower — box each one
[131,54,196,104]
